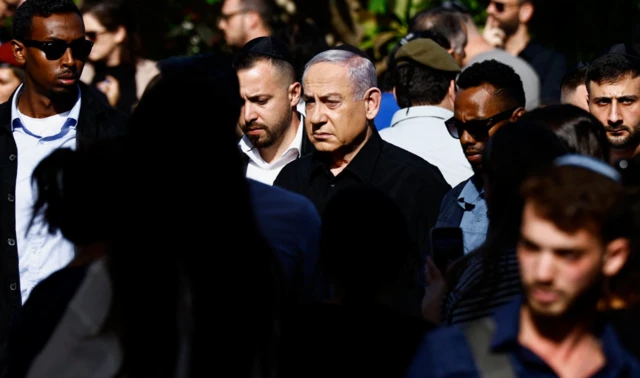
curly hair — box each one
[457,59,526,108]
[13,0,81,41]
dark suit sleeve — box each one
[411,173,451,257]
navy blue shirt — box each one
[248,179,324,303]
[406,297,640,378]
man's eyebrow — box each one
[246,93,272,99]
[618,95,639,101]
[320,93,343,99]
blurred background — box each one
[65,0,639,78]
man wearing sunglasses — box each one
[0,0,127,350]
[482,0,567,106]
[217,0,275,48]
[435,59,525,254]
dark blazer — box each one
[0,82,128,351]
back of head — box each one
[13,0,80,41]
[457,59,526,108]
[585,53,640,94]
[30,138,125,246]
[410,7,467,57]
[561,63,588,98]
[319,186,414,302]
[241,0,278,31]
[303,49,377,99]
[481,122,569,245]
[518,104,609,162]
[113,54,280,378]
[392,38,459,108]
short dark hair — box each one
[232,54,295,83]
[13,0,81,41]
[410,7,466,56]
[521,165,631,244]
[457,59,526,108]
[518,104,610,162]
[585,53,640,94]
[393,63,456,107]
[561,64,588,95]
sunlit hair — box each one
[302,49,377,99]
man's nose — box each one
[460,129,477,145]
[61,47,74,66]
[532,253,555,283]
[607,103,623,126]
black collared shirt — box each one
[274,130,451,256]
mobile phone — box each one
[430,227,464,273]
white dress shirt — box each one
[12,84,80,303]
[380,106,472,187]
[239,115,304,185]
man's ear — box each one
[12,39,26,65]
[519,2,534,24]
[603,238,630,278]
[364,87,382,121]
[113,25,127,45]
[392,86,397,103]
[447,79,456,104]
[510,107,526,122]
[288,82,301,108]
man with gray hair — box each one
[274,47,451,261]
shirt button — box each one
[7,194,13,202]
[476,217,482,222]
[9,283,16,290]
[330,184,335,188]
[8,154,16,161]
[7,238,15,246]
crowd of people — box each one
[0,0,638,377]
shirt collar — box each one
[491,296,635,376]
[11,83,82,130]
[311,127,383,184]
[389,105,453,128]
[457,174,484,209]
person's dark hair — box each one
[29,138,125,246]
[393,63,456,107]
[13,0,81,41]
[481,123,569,252]
[521,165,631,244]
[518,104,610,162]
[457,59,526,108]
[233,53,295,83]
[585,53,640,94]
[319,186,417,305]
[113,54,281,377]
[410,7,467,57]
[80,0,142,65]
[561,63,588,95]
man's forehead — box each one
[31,13,84,39]
[590,75,640,97]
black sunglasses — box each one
[487,0,521,13]
[445,107,518,140]
[21,38,93,61]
